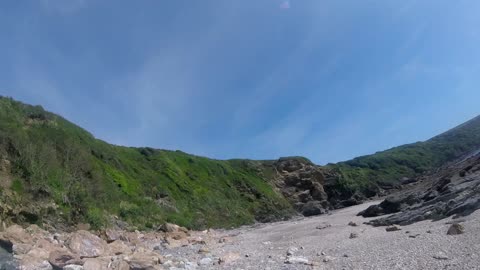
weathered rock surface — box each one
[360,151,480,226]
[67,230,107,258]
[273,157,331,216]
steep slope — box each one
[325,115,480,206]
[0,97,294,230]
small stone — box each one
[198,257,213,266]
[427,230,432,234]
[316,223,331,230]
[63,265,84,270]
[447,223,465,235]
[348,221,358,227]
[198,247,210,254]
[349,233,358,239]
[286,247,298,256]
[386,225,401,232]
[343,254,349,258]
[323,256,334,262]
[285,256,309,265]
[433,254,449,260]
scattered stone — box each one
[285,256,309,265]
[316,223,332,230]
[447,223,465,235]
[427,230,432,234]
[198,247,210,254]
[198,257,213,266]
[385,225,401,232]
[286,247,298,256]
[343,254,349,258]
[409,234,421,239]
[348,221,358,227]
[323,256,334,262]
[433,254,449,260]
[349,233,358,239]
[219,252,241,265]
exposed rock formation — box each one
[272,157,330,216]
[359,151,480,226]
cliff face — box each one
[271,157,329,216]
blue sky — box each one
[1,0,480,164]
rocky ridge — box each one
[359,149,480,226]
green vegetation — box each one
[0,97,293,230]
[1,96,479,229]
[326,115,480,196]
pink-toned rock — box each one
[27,247,50,260]
[124,251,163,270]
[108,240,132,255]
[83,258,110,270]
[220,252,241,265]
[18,256,53,270]
[2,224,30,244]
[48,250,79,269]
[104,229,122,243]
[13,243,32,255]
[67,230,107,258]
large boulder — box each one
[67,230,107,258]
[301,201,328,216]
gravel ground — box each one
[193,201,480,270]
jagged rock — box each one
[349,233,358,239]
[362,152,480,227]
[447,223,465,235]
[273,158,330,216]
[67,230,107,258]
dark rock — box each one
[447,223,465,235]
[385,225,401,232]
[301,201,327,216]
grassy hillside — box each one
[0,97,293,230]
[1,96,480,230]
[326,115,480,198]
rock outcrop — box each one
[359,151,480,226]
[272,157,330,216]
